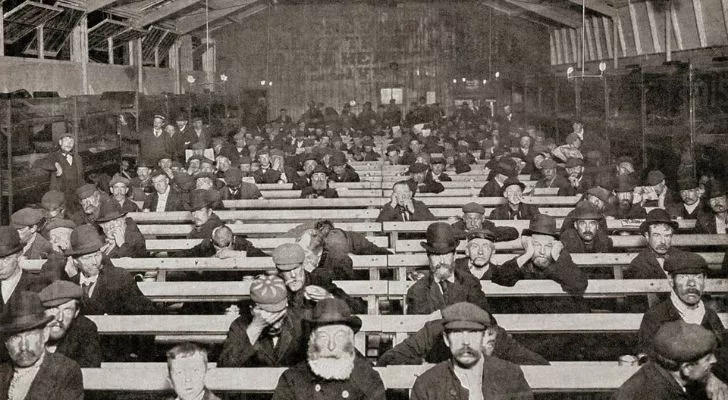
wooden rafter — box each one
[501,0,581,28]
[175,0,258,34]
[645,0,660,53]
[112,25,146,44]
[584,18,595,60]
[568,0,618,18]
[628,2,642,55]
[671,1,683,50]
[22,5,85,57]
[88,18,127,50]
[692,0,707,47]
[4,1,63,44]
[603,17,612,58]
[141,25,167,61]
[592,17,603,60]
[130,0,200,28]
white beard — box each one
[308,353,355,380]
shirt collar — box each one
[79,272,99,286]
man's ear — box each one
[442,332,451,349]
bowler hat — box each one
[11,208,45,229]
[95,199,127,223]
[109,174,130,188]
[466,229,497,243]
[572,202,603,220]
[615,176,637,193]
[677,177,699,192]
[640,208,679,233]
[523,214,559,238]
[311,165,329,176]
[664,251,709,275]
[250,275,288,312]
[442,302,493,331]
[420,222,459,254]
[408,163,429,174]
[565,158,583,168]
[76,183,98,200]
[304,298,362,333]
[191,142,206,151]
[188,189,212,211]
[136,159,153,169]
[330,152,347,167]
[501,177,525,195]
[0,291,53,336]
[654,321,716,363]
[431,157,445,165]
[0,226,23,258]
[39,280,83,307]
[272,243,305,271]
[647,170,666,186]
[707,178,727,199]
[66,224,104,257]
[462,202,485,215]
[173,172,196,192]
[41,190,65,210]
[174,114,187,122]
[224,168,243,186]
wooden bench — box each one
[137,222,381,237]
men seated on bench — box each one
[449,202,519,242]
[614,321,717,399]
[296,227,355,281]
[613,176,647,220]
[376,181,435,222]
[317,220,391,256]
[272,298,385,400]
[492,214,588,314]
[221,168,262,200]
[0,227,47,315]
[560,203,613,254]
[108,174,139,213]
[167,343,222,400]
[560,186,611,235]
[560,157,592,196]
[478,162,511,197]
[70,183,112,227]
[378,302,548,367]
[667,177,705,220]
[272,243,366,314]
[96,200,147,258]
[11,208,55,260]
[328,152,360,183]
[0,291,84,400]
[638,252,725,362]
[696,179,728,234]
[489,178,540,220]
[39,280,101,368]
[218,275,306,368]
[625,209,683,280]
[40,190,68,232]
[410,302,534,400]
[406,223,490,315]
[534,159,569,194]
[301,165,339,199]
[143,169,189,212]
[453,229,501,280]
[641,170,677,209]
[406,163,445,194]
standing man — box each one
[35,131,84,212]
[140,114,170,166]
[186,117,211,149]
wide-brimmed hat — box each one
[707,178,727,199]
[677,177,699,192]
[65,224,104,257]
[522,214,559,238]
[95,200,127,223]
[420,222,459,254]
[586,186,612,203]
[304,298,361,333]
[0,291,53,337]
[572,202,603,220]
[640,208,679,233]
[501,177,525,195]
[615,176,637,193]
[0,226,23,258]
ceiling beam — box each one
[501,0,581,28]
[189,2,266,34]
[567,0,618,18]
[86,0,117,12]
[175,0,259,34]
[130,0,200,28]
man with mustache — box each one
[488,178,541,220]
[696,179,728,234]
[69,183,113,227]
[637,252,725,362]
[38,280,100,367]
[449,202,518,242]
[406,223,490,315]
[560,202,613,253]
[272,298,385,400]
[410,302,533,400]
[625,209,684,279]
[534,158,570,194]
[667,177,706,220]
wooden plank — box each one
[593,17,603,60]
[174,0,259,34]
[585,19,596,61]
[672,0,684,50]
[223,198,384,209]
[617,15,627,56]
[501,0,582,27]
[603,17,612,58]
[561,29,571,63]
[722,0,728,43]
[131,0,200,28]
[551,31,556,65]
[129,209,382,223]
[693,0,708,47]
[554,28,563,64]
[570,29,579,63]
[136,222,381,236]
[381,219,696,234]
[628,1,643,55]
[645,0,661,53]
[567,0,618,18]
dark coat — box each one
[0,270,46,314]
[406,268,490,315]
[638,298,725,359]
[316,249,355,281]
[557,175,594,196]
[272,356,385,400]
[115,198,140,213]
[696,210,723,234]
[346,231,392,255]
[560,228,614,253]
[288,270,366,315]
[612,361,690,400]
[535,175,570,193]
[300,187,339,199]
[52,314,102,368]
[22,234,55,260]
[184,127,212,149]
[405,178,444,195]
[0,351,83,400]
[643,189,678,209]
[139,129,170,165]
[104,218,147,258]
[410,357,533,400]
[142,187,189,212]
[376,200,435,222]
[489,203,541,220]
[667,200,707,220]
[479,180,503,197]
[329,166,360,183]
[165,389,221,400]
[218,309,306,368]
[612,203,648,220]
[220,183,262,200]
[377,319,548,366]
[36,150,85,203]
[625,247,684,280]
[253,168,282,184]
[451,220,519,242]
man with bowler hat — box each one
[34,130,84,212]
[38,280,101,367]
[271,298,385,400]
[0,291,83,400]
[696,178,728,234]
[668,177,707,220]
[625,209,684,280]
[95,200,147,258]
[410,302,533,400]
[0,226,46,314]
[406,222,490,315]
[218,275,306,368]
[560,202,614,254]
[489,178,541,220]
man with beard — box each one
[449,202,519,241]
[560,202,613,253]
[614,321,717,399]
[69,183,112,227]
[328,153,360,183]
[410,302,533,400]
[218,275,305,367]
[696,179,728,234]
[0,291,83,400]
[35,132,84,213]
[559,157,592,196]
[534,159,570,194]
[273,243,365,314]
[406,223,490,314]
[11,208,55,260]
[613,176,647,220]
[129,159,154,201]
[637,252,725,361]
[625,209,683,279]
[668,177,706,220]
[272,298,385,400]
[38,280,101,367]
[489,178,541,220]
[559,186,611,234]
[300,165,339,199]
[95,200,147,258]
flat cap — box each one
[408,163,429,174]
[76,183,98,200]
[38,280,83,307]
[153,114,166,121]
[109,174,130,188]
[565,158,584,168]
[677,177,699,191]
[272,243,305,270]
[466,229,496,242]
[311,165,329,176]
[462,202,485,215]
[386,145,399,154]
[572,202,603,220]
[41,190,65,210]
[647,170,666,186]
[11,208,45,228]
[664,251,709,275]
[586,186,612,203]
[250,275,288,312]
[654,321,717,363]
[224,168,243,185]
[442,302,493,331]
[541,159,557,170]
[45,219,75,232]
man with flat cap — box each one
[560,202,614,254]
[11,208,54,260]
[625,209,684,280]
[641,170,677,209]
[449,202,519,242]
[559,185,612,235]
[272,298,385,400]
[142,168,189,212]
[615,321,717,399]
[221,168,262,200]
[218,275,306,368]
[406,222,490,315]
[696,178,728,234]
[95,200,147,258]
[452,229,508,284]
[406,162,444,194]
[410,302,534,400]
[534,158,570,193]
[489,177,541,220]
[379,301,548,367]
[108,173,139,213]
[69,183,113,227]
[0,291,83,400]
[301,165,339,199]
[38,280,101,367]
[273,243,366,314]
[40,190,68,230]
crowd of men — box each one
[0,98,726,399]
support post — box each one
[136,38,143,93]
[37,25,44,59]
[108,37,114,64]
[666,2,672,62]
[70,14,88,94]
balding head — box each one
[212,225,234,249]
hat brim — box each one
[0,244,23,258]
[501,182,526,195]
[304,315,362,334]
[420,242,458,254]
[257,299,288,313]
[65,242,103,257]
[522,229,559,239]
[639,220,679,233]
[0,314,53,336]
[444,320,488,331]
[96,211,127,223]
